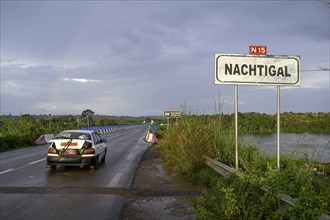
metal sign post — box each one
[235,85,239,170]
[166,117,170,131]
[277,86,281,169]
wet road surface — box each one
[0,125,150,220]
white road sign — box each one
[215,54,300,86]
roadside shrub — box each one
[158,115,216,176]
[197,165,330,219]
[155,124,166,139]
[197,175,267,220]
[158,111,330,219]
[195,167,219,186]
[0,115,77,152]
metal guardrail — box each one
[204,156,235,178]
[204,156,330,220]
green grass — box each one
[157,114,330,220]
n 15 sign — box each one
[215,54,300,86]
[249,45,267,55]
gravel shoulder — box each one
[120,144,201,220]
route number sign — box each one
[249,45,267,55]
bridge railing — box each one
[80,125,136,134]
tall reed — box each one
[157,108,330,219]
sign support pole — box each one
[277,85,281,169]
[167,117,169,131]
[235,85,239,170]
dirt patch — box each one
[120,145,201,220]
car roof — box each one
[61,130,95,134]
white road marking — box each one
[108,172,123,187]
[28,158,46,165]
[0,169,14,175]
[1,158,47,175]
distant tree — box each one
[81,109,95,127]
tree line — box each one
[0,111,328,152]
[0,109,145,152]
[230,112,329,134]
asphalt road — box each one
[0,124,151,220]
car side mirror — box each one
[101,139,107,143]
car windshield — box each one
[55,132,91,140]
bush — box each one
[158,113,330,219]
[0,115,77,152]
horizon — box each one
[1,111,329,118]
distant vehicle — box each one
[47,130,107,169]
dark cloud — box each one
[1,1,329,115]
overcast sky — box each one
[1,0,329,116]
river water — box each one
[240,133,330,163]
